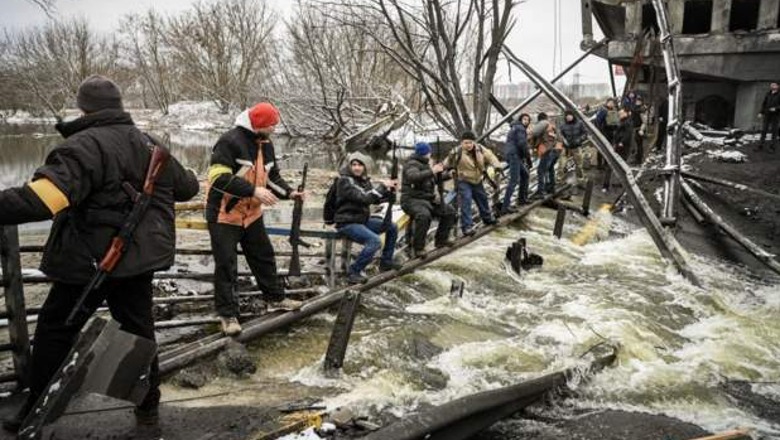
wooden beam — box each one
[689,429,751,440]
[0,226,30,389]
[20,270,328,284]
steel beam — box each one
[477,39,607,143]
[652,0,683,226]
[501,46,700,286]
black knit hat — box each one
[460,130,476,141]
[76,75,123,113]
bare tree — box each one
[3,18,123,117]
[315,0,516,137]
[121,10,179,114]
[0,37,26,114]
[164,0,277,113]
[26,0,57,16]
[279,0,414,137]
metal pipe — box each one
[477,39,607,143]
[500,45,700,287]
[681,179,780,275]
[652,0,683,226]
[681,193,706,225]
[681,171,780,203]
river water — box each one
[2,124,780,438]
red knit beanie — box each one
[248,102,280,130]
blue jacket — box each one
[504,121,529,160]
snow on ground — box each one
[1,101,238,133]
[705,149,747,163]
[389,110,516,145]
[151,101,234,131]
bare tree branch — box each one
[312,0,517,137]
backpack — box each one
[322,177,340,225]
[605,109,619,127]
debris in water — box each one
[505,238,544,275]
[450,279,465,300]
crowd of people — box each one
[0,71,662,433]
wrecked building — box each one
[582,0,780,129]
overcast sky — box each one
[2,0,617,86]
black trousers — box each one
[208,219,283,318]
[633,130,645,164]
[401,199,456,251]
[602,144,629,189]
[597,127,616,169]
[30,274,160,411]
[760,114,780,148]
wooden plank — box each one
[325,238,337,288]
[14,245,321,259]
[175,219,341,239]
[174,247,321,258]
[175,201,205,211]
[689,429,751,440]
[323,290,362,373]
[553,206,567,239]
[20,270,328,284]
[582,178,594,216]
[152,289,319,305]
[0,226,30,389]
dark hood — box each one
[55,109,134,138]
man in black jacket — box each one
[501,117,532,214]
[602,107,633,192]
[334,152,401,284]
[757,82,780,152]
[206,102,305,336]
[558,110,587,184]
[0,75,199,432]
[400,142,456,258]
